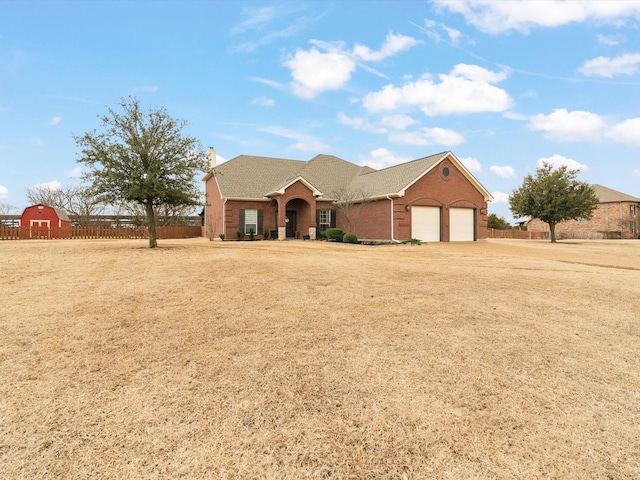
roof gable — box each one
[592,184,640,203]
[208,151,492,202]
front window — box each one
[577,216,586,224]
[318,210,331,234]
[631,204,637,216]
[631,222,637,235]
[244,209,257,234]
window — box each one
[318,210,331,234]
[631,204,637,216]
[632,222,637,235]
[244,209,257,234]
[577,216,586,224]
[239,209,263,235]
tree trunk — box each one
[549,222,557,243]
[145,202,157,248]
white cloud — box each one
[0,185,8,199]
[503,111,529,121]
[490,165,516,178]
[597,33,625,46]
[388,127,465,146]
[250,77,285,89]
[360,148,413,170]
[231,4,317,52]
[284,32,420,99]
[65,166,84,178]
[29,180,62,191]
[380,114,418,130]
[49,116,61,126]
[134,85,159,93]
[460,156,482,173]
[251,96,275,107]
[421,19,464,45]
[363,63,513,116]
[537,154,588,172]
[633,169,640,176]
[490,191,510,203]
[30,138,45,146]
[578,53,640,77]
[258,125,330,152]
[606,117,640,146]
[433,0,640,34]
[353,32,422,62]
[337,113,386,133]
[284,45,356,99]
[528,109,606,142]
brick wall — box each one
[527,201,639,239]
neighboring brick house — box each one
[527,184,640,240]
[203,149,492,242]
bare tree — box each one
[25,184,106,226]
[331,186,372,234]
[0,202,20,226]
[117,201,197,226]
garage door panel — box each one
[450,208,475,241]
[411,206,441,242]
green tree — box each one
[75,97,207,247]
[487,213,511,230]
[509,163,598,243]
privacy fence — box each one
[487,229,548,240]
[0,225,203,241]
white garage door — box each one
[450,208,475,241]
[411,206,441,242]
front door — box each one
[286,210,297,238]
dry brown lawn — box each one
[1,238,639,479]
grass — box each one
[1,238,639,479]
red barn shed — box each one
[20,204,71,238]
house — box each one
[204,149,492,242]
[20,204,71,238]
[527,184,640,239]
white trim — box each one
[266,176,322,197]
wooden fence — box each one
[487,229,548,240]
[0,225,203,241]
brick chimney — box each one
[207,147,217,169]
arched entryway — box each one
[278,197,315,239]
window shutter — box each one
[316,209,320,228]
[239,209,245,232]
[330,210,336,228]
[257,209,263,234]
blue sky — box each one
[1,0,640,222]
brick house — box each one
[203,149,492,242]
[527,184,640,240]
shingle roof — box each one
[211,151,492,201]
[592,184,640,203]
[213,155,304,198]
[348,152,448,198]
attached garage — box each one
[450,208,475,241]
[411,206,441,242]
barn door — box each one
[30,220,50,238]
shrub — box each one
[326,228,343,242]
[343,232,358,244]
[236,230,244,241]
[263,228,270,240]
[248,228,255,241]
[403,238,422,245]
[218,233,225,241]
